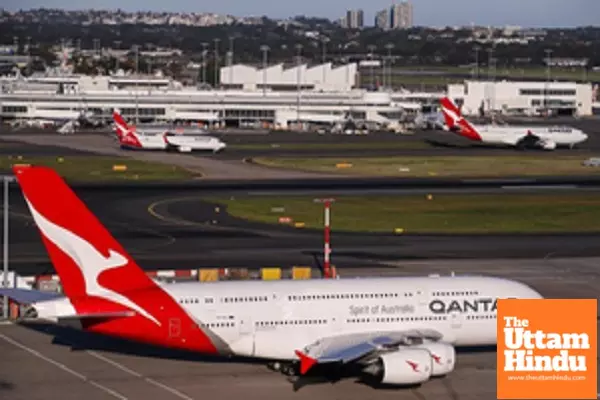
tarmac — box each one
[2,122,600,179]
[0,126,599,398]
[1,258,599,400]
[5,187,600,275]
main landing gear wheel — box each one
[267,361,298,376]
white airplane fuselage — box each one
[469,124,588,148]
[37,276,542,361]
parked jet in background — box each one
[112,110,226,153]
[440,97,588,150]
[1,165,543,387]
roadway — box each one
[1,257,599,400]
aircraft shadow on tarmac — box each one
[17,320,497,392]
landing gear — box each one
[267,361,299,376]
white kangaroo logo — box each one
[442,105,463,127]
[25,198,161,326]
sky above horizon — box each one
[2,0,598,28]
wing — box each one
[0,287,62,304]
[294,328,443,374]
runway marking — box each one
[0,333,128,400]
[147,197,206,227]
[86,350,195,400]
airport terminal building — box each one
[448,80,593,117]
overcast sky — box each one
[3,0,598,28]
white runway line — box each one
[87,350,195,400]
[0,333,128,400]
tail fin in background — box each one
[439,97,482,141]
[439,97,462,129]
[112,110,142,148]
[12,165,159,324]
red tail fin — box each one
[112,109,129,140]
[12,165,219,354]
[13,165,155,304]
[439,97,481,141]
[440,97,463,129]
[112,110,142,148]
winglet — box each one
[295,350,317,375]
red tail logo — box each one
[12,165,219,354]
[439,97,482,141]
[112,111,142,147]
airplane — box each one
[112,110,226,153]
[0,165,544,387]
[439,97,588,150]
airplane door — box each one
[234,315,255,357]
[416,288,429,306]
[239,316,253,336]
[168,318,181,338]
[450,312,463,330]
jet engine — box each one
[538,138,556,150]
[413,342,456,377]
[362,348,432,385]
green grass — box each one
[230,141,430,151]
[252,155,600,178]
[1,155,197,182]
[361,66,598,87]
[391,65,599,81]
[208,193,600,233]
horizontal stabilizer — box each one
[0,287,62,304]
[59,311,136,320]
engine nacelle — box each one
[538,139,556,150]
[413,342,456,377]
[370,349,433,385]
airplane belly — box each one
[254,330,317,360]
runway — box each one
[1,257,599,400]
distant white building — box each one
[219,62,358,92]
[447,80,593,116]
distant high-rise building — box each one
[376,1,413,30]
[390,1,413,29]
[341,9,364,29]
[375,9,390,30]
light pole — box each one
[260,45,269,96]
[545,49,553,116]
[313,198,336,279]
[228,36,235,87]
[474,45,481,80]
[321,38,327,84]
[385,43,394,90]
[2,176,14,320]
[132,44,140,124]
[367,45,376,88]
[213,38,220,88]
[486,47,495,116]
[113,40,121,72]
[201,42,208,85]
[295,44,303,127]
